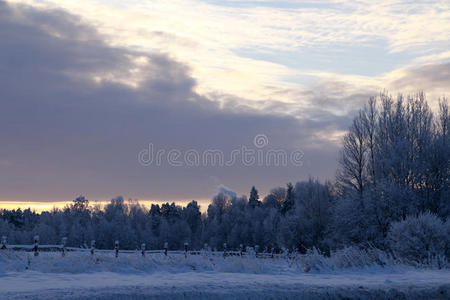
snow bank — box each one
[0,247,447,275]
[1,269,449,299]
[0,251,290,274]
[1,250,449,299]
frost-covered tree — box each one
[337,110,370,199]
[263,187,285,210]
[183,201,202,248]
[334,92,449,248]
[294,179,333,249]
[388,212,449,263]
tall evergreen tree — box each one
[248,186,261,208]
[281,183,295,214]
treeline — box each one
[0,93,449,261]
[0,182,331,251]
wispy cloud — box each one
[8,0,450,110]
[1,0,449,203]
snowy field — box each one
[1,250,449,299]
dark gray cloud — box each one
[390,62,450,92]
[0,1,343,204]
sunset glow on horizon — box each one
[0,199,210,213]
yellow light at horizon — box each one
[0,200,209,213]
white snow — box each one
[1,251,449,299]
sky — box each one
[1,0,449,211]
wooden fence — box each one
[0,235,288,259]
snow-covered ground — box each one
[1,251,449,299]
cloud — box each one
[0,1,341,204]
[217,184,237,199]
[389,62,450,95]
[8,0,449,108]
[1,0,448,206]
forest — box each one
[1,92,449,264]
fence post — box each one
[90,240,95,256]
[223,243,227,258]
[184,242,189,258]
[141,243,146,257]
[1,236,6,250]
[202,243,208,256]
[33,235,39,256]
[164,242,168,256]
[115,240,119,258]
[61,237,67,257]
